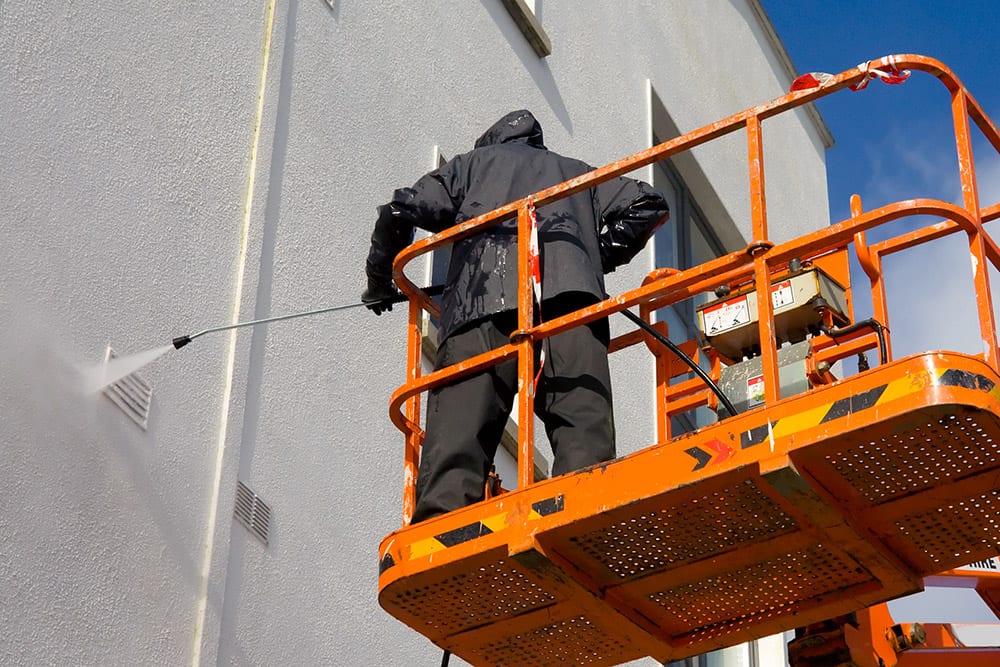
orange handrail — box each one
[387,54,1000,525]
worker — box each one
[363,109,670,523]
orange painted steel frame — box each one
[382,351,1000,664]
[839,567,1000,667]
[379,55,1000,664]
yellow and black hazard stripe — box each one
[380,495,564,573]
[939,368,997,392]
[685,367,1000,471]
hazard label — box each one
[747,374,766,407]
[961,557,1000,571]
[702,296,751,335]
[771,280,794,310]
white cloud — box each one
[882,234,982,357]
[847,151,1000,361]
[978,150,1000,207]
[858,123,962,214]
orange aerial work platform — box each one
[378,55,1000,666]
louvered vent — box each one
[235,481,271,546]
[102,348,152,430]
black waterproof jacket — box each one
[366,110,670,341]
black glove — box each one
[361,279,400,315]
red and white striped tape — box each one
[527,200,545,392]
[790,56,910,93]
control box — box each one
[697,267,848,360]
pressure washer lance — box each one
[171,284,445,349]
[617,307,739,417]
[171,285,739,416]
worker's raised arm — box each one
[365,166,463,285]
[364,158,468,310]
[595,177,670,273]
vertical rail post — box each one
[516,201,537,489]
[747,115,779,402]
[952,89,999,365]
[402,297,424,524]
[852,194,893,362]
[747,115,769,244]
[752,253,779,403]
[641,302,672,443]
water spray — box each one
[171,285,445,350]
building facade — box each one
[0,2,830,665]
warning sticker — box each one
[747,374,766,407]
[961,557,1000,572]
[771,280,794,310]
[702,296,751,335]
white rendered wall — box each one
[1,2,265,665]
[0,2,828,666]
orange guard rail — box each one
[378,55,1000,666]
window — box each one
[665,638,774,667]
[647,79,743,435]
[500,0,551,57]
[651,144,726,435]
[428,149,451,291]
[652,149,724,324]
[419,147,450,358]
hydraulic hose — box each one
[618,308,739,417]
[820,318,888,366]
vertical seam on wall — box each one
[189,0,278,663]
[644,78,658,422]
[644,78,655,272]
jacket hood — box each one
[474,110,546,149]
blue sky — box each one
[764,1,1000,629]
[764,0,998,219]
[764,1,1000,358]
[764,0,1000,357]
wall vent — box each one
[102,347,152,430]
[234,481,271,546]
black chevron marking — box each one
[686,446,712,470]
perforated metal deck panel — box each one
[378,352,1000,666]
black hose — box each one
[389,283,445,305]
[618,308,739,418]
[820,318,888,366]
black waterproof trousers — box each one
[411,302,615,524]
